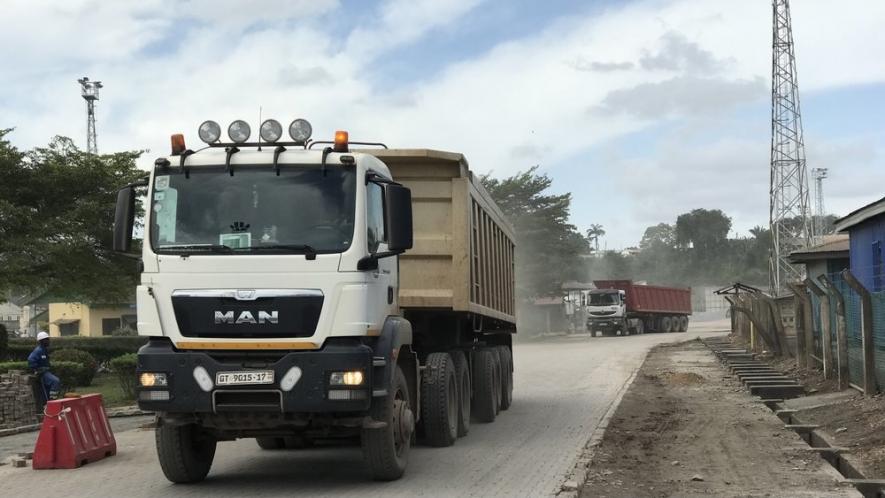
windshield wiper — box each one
[160,244,234,255]
[245,244,318,259]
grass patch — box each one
[74,373,135,408]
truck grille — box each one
[213,390,282,412]
[172,290,323,339]
[590,310,616,316]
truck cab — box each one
[113,119,515,483]
[586,289,627,336]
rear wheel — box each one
[660,316,672,333]
[494,346,513,411]
[634,319,645,335]
[449,351,471,437]
[362,365,413,481]
[420,352,458,447]
[155,421,217,484]
[471,349,497,423]
[680,316,689,332]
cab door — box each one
[366,179,396,324]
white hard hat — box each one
[37,331,50,341]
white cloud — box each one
[3,0,885,247]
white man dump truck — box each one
[112,119,516,482]
[585,280,691,336]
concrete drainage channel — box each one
[703,338,885,498]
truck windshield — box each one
[589,293,620,306]
[149,165,356,254]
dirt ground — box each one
[578,339,858,498]
[729,333,885,480]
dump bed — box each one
[368,149,516,325]
[593,280,692,315]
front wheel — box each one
[362,365,413,481]
[155,420,217,483]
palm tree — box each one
[586,224,606,252]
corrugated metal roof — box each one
[788,234,850,262]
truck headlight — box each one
[330,370,364,386]
[139,372,168,387]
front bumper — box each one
[587,318,623,329]
[136,339,374,414]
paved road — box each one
[0,321,729,498]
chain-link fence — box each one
[725,271,884,395]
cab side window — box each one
[367,181,386,253]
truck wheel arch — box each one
[376,316,419,416]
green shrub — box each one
[109,353,138,400]
[53,349,98,387]
[0,360,90,390]
[7,336,148,363]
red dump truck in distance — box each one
[585,280,692,337]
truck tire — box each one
[495,346,514,411]
[449,350,471,437]
[471,349,497,423]
[256,437,284,450]
[155,421,217,483]
[589,328,597,338]
[362,365,413,481]
[661,316,672,333]
[634,319,645,335]
[680,316,689,332]
[420,352,458,447]
[491,349,503,414]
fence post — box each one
[819,275,849,390]
[806,278,832,379]
[787,282,811,369]
[842,270,878,395]
[759,294,788,357]
[724,294,778,353]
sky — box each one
[2,0,885,248]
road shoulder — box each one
[576,339,860,497]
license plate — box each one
[216,370,274,386]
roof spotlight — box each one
[198,120,221,144]
[259,119,283,143]
[288,119,313,143]
[228,120,251,143]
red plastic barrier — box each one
[32,394,117,469]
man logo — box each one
[214,311,279,324]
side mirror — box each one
[384,183,413,253]
[113,186,137,252]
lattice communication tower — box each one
[78,77,102,154]
[769,0,813,295]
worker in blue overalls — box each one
[28,331,61,400]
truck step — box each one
[373,357,387,367]
[372,389,388,397]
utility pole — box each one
[812,168,828,242]
[769,0,813,296]
[77,77,102,154]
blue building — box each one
[834,196,885,292]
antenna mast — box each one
[77,77,102,154]
[769,0,813,295]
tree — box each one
[639,223,675,250]
[586,224,606,251]
[0,130,145,302]
[482,167,589,298]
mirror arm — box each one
[357,250,402,271]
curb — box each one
[555,364,641,497]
